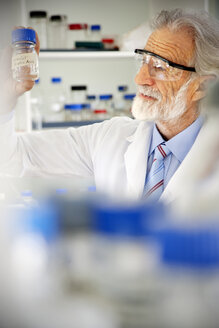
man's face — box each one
[132,26,196,121]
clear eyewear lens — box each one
[135,52,183,81]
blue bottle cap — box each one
[35,78,40,84]
[157,223,219,269]
[124,94,136,100]
[82,103,91,109]
[92,200,165,237]
[12,28,36,44]
[118,86,128,92]
[64,104,83,110]
[51,77,62,83]
[91,25,101,31]
[87,95,96,100]
[99,94,113,100]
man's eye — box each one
[154,65,165,71]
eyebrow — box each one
[134,49,196,72]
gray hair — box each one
[151,9,219,77]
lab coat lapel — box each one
[124,121,153,198]
[160,117,212,204]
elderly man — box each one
[0,8,219,203]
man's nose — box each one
[135,64,155,86]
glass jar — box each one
[70,85,87,103]
[89,25,101,41]
[11,28,39,82]
[64,104,82,122]
[48,15,67,49]
[68,24,88,49]
[102,38,115,50]
[114,85,128,116]
[124,93,136,117]
[44,77,65,122]
[29,11,48,49]
[98,94,113,117]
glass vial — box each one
[48,15,67,49]
[29,11,48,49]
[11,28,39,82]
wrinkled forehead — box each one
[145,26,195,66]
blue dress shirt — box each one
[145,115,204,189]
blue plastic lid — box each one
[91,25,101,31]
[87,95,96,100]
[35,78,40,84]
[124,94,136,100]
[12,28,36,44]
[118,86,128,92]
[51,77,62,83]
[82,103,91,109]
[157,224,219,269]
[99,94,113,100]
[92,201,165,237]
[64,104,82,110]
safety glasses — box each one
[134,49,196,81]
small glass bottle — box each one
[124,93,136,117]
[114,85,128,116]
[11,28,39,82]
[44,77,65,122]
[70,85,87,103]
[64,104,82,122]
[98,94,113,117]
[89,25,101,41]
[48,15,67,49]
[29,11,48,49]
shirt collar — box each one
[149,115,204,163]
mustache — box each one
[137,86,162,101]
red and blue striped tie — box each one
[144,143,170,201]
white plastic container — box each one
[114,85,128,116]
[29,11,48,49]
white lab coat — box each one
[0,114,218,203]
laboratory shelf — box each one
[33,120,104,129]
[39,50,135,59]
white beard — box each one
[132,78,192,122]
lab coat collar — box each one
[124,120,153,198]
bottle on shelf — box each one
[68,23,88,49]
[48,15,67,49]
[64,104,82,122]
[114,85,128,116]
[123,93,136,117]
[97,94,113,118]
[29,11,48,49]
[81,103,92,121]
[70,85,87,103]
[86,95,98,111]
[30,78,43,130]
[44,77,66,122]
[89,25,102,41]
[102,38,115,50]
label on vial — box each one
[12,53,37,69]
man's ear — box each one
[188,75,216,102]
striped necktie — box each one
[144,143,170,201]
